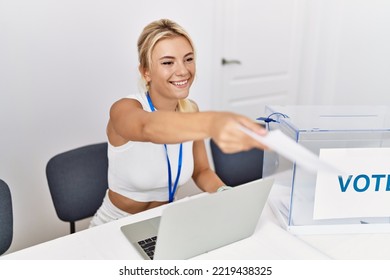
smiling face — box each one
[143,36,196,110]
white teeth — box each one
[172,80,188,86]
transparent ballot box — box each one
[263,105,390,234]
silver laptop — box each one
[120,177,274,260]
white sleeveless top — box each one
[107,92,194,202]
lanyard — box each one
[146,92,183,203]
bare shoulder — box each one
[111,97,142,110]
[110,97,143,116]
[107,97,145,146]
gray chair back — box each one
[46,142,108,233]
[210,139,263,187]
[0,179,13,255]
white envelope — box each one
[238,125,343,174]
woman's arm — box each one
[191,139,225,192]
[107,97,267,153]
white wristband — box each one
[217,186,233,192]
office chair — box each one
[0,179,13,255]
[210,139,264,187]
[46,142,108,234]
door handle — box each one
[221,58,242,65]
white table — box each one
[2,184,390,260]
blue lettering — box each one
[387,175,390,191]
[353,174,370,192]
[338,175,353,192]
[372,174,386,191]
[338,174,390,192]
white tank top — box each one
[107,92,194,202]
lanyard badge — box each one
[146,92,183,203]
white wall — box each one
[0,0,215,253]
[298,0,390,105]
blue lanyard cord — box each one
[165,143,183,202]
[146,91,155,112]
[146,92,183,203]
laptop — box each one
[120,177,274,260]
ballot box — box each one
[262,105,390,234]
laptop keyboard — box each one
[138,236,157,260]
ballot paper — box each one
[238,125,343,174]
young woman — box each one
[89,19,268,227]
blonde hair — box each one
[137,19,197,112]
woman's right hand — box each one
[209,112,268,153]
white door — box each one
[213,0,305,119]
